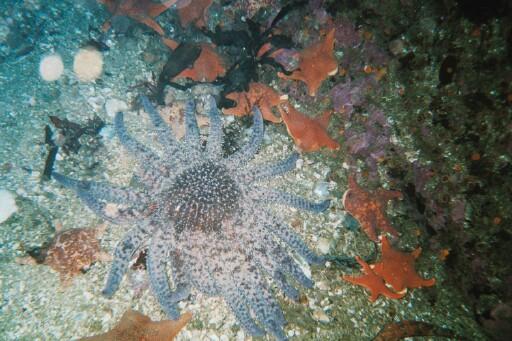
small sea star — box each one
[278,101,340,152]
[342,175,402,241]
[223,82,285,123]
[372,236,436,292]
[80,309,192,340]
[342,256,406,302]
[278,29,338,96]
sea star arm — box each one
[148,0,178,17]
[98,0,117,13]
[225,106,264,167]
[183,100,200,147]
[102,224,151,297]
[240,224,303,300]
[255,225,314,288]
[51,172,146,206]
[246,152,299,183]
[114,112,163,165]
[133,15,166,35]
[139,96,182,156]
[273,271,300,300]
[101,226,149,298]
[235,265,287,340]
[252,188,330,213]
[342,256,406,302]
[375,212,399,237]
[204,95,223,159]
[376,188,403,201]
[261,211,323,265]
[53,172,134,223]
[147,228,189,319]
[223,287,266,337]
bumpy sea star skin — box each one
[53,95,329,340]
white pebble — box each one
[315,281,330,291]
[0,189,17,224]
[208,334,219,341]
[312,309,330,323]
[39,54,64,81]
[313,181,330,198]
[296,158,304,169]
[316,238,332,254]
[235,330,246,341]
[105,98,128,118]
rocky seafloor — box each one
[1,0,511,340]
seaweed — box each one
[48,115,105,154]
[154,0,305,107]
[41,125,58,182]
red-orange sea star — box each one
[80,309,192,340]
[223,82,285,123]
[371,236,436,292]
[173,43,225,82]
[342,175,402,241]
[342,256,406,302]
[278,28,338,96]
[277,101,340,152]
[98,0,176,35]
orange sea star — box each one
[342,256,406,302]
[278,28,338,96]
[372,236,436,292]
[80,310,192,341]
[177,0,212,28]
[342,175,402,241]
[173,43,225,82]
[278,101,340,152]
[223,82,285,123]
[98,0,176,35]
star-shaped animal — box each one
[16,223,111,286]
[278,28,338,96]
[173,43,225,82]
[372,236,436,292]
[277,101,340,152]
[342,237,435,301]
[80,309,192,340]
[177,0,212,28]
[342,175,402,241]
[98,0,177,35]
[223,82,285,123]
[342,256,406,302]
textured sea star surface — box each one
[53,95,329,340]
[342,175,402,241]
[81,309,192,340]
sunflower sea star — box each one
[53,95,329,340]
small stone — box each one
[0,189,17,224]
[316,281,330,291]
[312,309,330,323]
[208,334,219,341]
[235,330,246,341]
[313,181,330,198]
[220,335,229,341]
[105,98,128,118]
[104,203,120,218]
[389,38,406,56]
[296,158,304,169]
[316,238,332,255]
